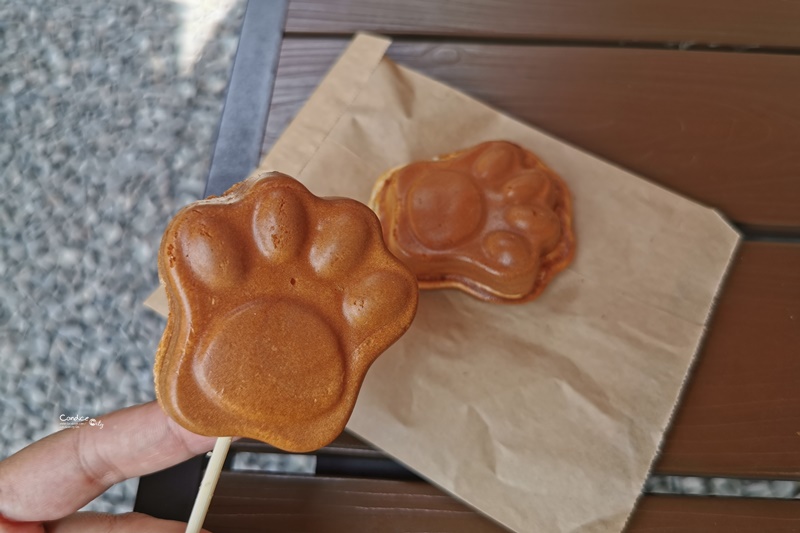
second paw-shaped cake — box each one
[155,173,418,452]
[370,141,575,303]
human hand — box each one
[0,401,217,532]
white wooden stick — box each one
[185,436,232,533]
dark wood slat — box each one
[628,496,800,532]
[232,431,381,458]
[262,38,800,234]
[655,242,800,479]
[206,473,800,532]
[206,472,507,532]
[285,0,800,49]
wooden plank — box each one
[206,472,507,532]
[205,473,800,532]
[628,496,800,532]
[655,242,800,479]
[285,0,800,50]
[262,38,800,234]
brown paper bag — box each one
[147,33,740,532]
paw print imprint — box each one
[156,174,418,452]
[372,141,575,302]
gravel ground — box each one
[0,0,246,512]
[1,0,797,519]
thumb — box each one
[43,512,214,533]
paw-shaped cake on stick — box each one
[155,173,418,452]
[370,141,575,303]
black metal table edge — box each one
[204,0,289,198]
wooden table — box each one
[135,1,800,530]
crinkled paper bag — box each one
[147,33,740,533]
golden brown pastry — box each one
[155,172,418,452]
[370,141,575,303]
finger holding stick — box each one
[0,401,216,533]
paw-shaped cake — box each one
[370,141,575,303]
[155,173,418,452]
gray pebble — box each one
[0,302,11,328]
[743,480,774,498]
[9,354,27,374]
[106,360,126,384]
[8,244,26,262]
[60,248,82,267]
[28,385,48,405]
[59,324,84,341]
[769,480,798,498]
[104,223,123,246]
[710,477,743,496]
[680,477,708,495]
[9,78,26,95]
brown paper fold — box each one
[147,33,740,533]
